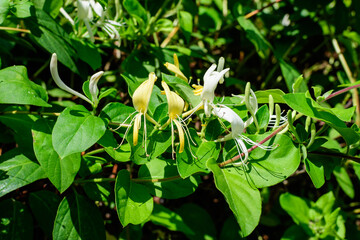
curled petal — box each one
[164,62,188,82]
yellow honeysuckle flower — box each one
[132,72,157,146]
[164,54,188,82]
[161,81,186,154]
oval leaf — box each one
[115,169,153,226]
[52,105,107,158]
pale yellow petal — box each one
[173,53,179,68]
[161,81,184,120]
[132,72,157,113]
[174,119,185,153]
[133,113,142,146]
[164,62,188,82]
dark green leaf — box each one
[333,166,354,199]
[25,9,80,74]
[305,157,325,188]
[53,191,106,240]
[175,203,216,240]
[255,89,286,104]
[138,158,199,199]
[150,204,194,236]
[29,190,61,237]
[115,170,153,226]
[0,199,33,240]
[179,11,193,43]
[237,16,271,59]
[32,0,63,18]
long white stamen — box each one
[110,111,138,131]
[114,113,138,149]
[143,113,148,156]
[178,116,197,146]
[171,121,175,159]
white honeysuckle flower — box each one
[89,71,104,106]
[202,64,230,117]
[212,105,275,166]
[77,0,93,21]
[50,53,92,105]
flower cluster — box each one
[50,53,286,165]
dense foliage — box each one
[0,0,360,239]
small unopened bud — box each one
[268,94,274,117]
[217,57,225,84]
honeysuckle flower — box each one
[161,81,185,154]
[77,0,95,42]
[132,72,157,146]
[164,54,188,82]
[232,83,258,128]
[89,71,104,107]
[50,53,93,105]
[212,105,275,166]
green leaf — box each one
[234,134,301,188]
[352,161,360,181]
[0,108,40,156]
[25,9,80,74]
[71,39,102,70]
[333,166,355,199]
[97,129,132,162]
[237,16,271,59]
[315,191,335,216]
[100,102,135,123]
[206,158,261,237]
[255,89,286,104]
[175,203,217,240]
[177,140,218,178]
[138,158,199,199]
[0,0,9,24]
[52,105,107,158]
[0,199,33,240]
[10,0,34,18]
[123,0,148,29]
[279,60,307,93]
[29,190,61,237]
[279,193,312,235]
[219,215,242,240]
[53,191,106,240]
[162,73,201,107]
[83,182,112,202]
[115,170,153,226]
[305,157,325,188]
[179,11,193,43]
[32,118,81,193]
[0,149,46,198]
[283,93,360,145]
[150,204,194,236]
[0,66,51,107]
[32,0,63,18]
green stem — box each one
[0,110,60,116]
[146,113,160,127]
[308,151,360,164]
[84,148,106,156]
[74,175,182,184]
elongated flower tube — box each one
[164,54,188,82]
[50,53,92,105]
[132,72,157,146]
[161,81,186,155]
[232,84,258,128]
[212,105,275,166]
